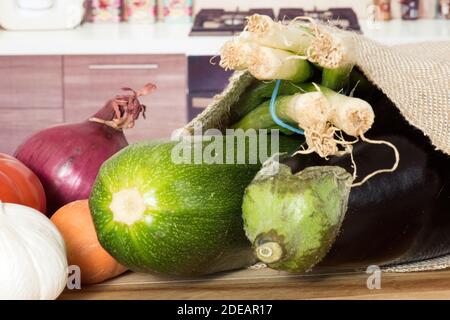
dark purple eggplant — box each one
[283,94,450,269]
[326,135,449,267]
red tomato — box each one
[0,153,46,214]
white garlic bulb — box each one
[0,202,68,300]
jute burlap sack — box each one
[353,37,450,155]
[183,35,450,272]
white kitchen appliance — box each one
[0,0,86,30]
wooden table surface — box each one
[60,266,450,300]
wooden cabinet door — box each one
[0,109,64,155]
[0,56,63,154]
[63,55,187,142]
[0,56,63,109]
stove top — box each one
[190,8,361,36]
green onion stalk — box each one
[220,14,357,91]
[233,83,374,139]
[348,68,376,98]
[247,46,314,82]
[232,91,331,134]
[230,80,308,122]
[298,83,374,137]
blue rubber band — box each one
[269,79,305,135]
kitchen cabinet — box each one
[63,55,187,142]
[0,54,187,154]
[0,56,64,154]
[0,108,64,155]
[0,56,63,109]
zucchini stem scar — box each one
[109,188,146,226]
[255,241,284,264]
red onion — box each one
[15,83,156,215]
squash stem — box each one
[255,242,284,264]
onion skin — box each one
[14,84,155,215]
[15,122,128,215]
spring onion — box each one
[230,80,310,123]
[232,82,375,158]
[232,91,331,133]
[309,26,356,91]
[298,83,375,137]
[321,64,354,91]
[219,36,255,71]
[219,14,357,90]
[245,14,314,54]
[248,45,313,82]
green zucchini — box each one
[242,156,352,272]
[89,134,300,276]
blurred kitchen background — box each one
[0,0,449,154]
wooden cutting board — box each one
[60,266,450,300]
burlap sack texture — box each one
[183,35,450,272]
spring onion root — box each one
[307,26,356,91]
[330,95,374,137]
[351,134,400,187]
[219,37,254,71]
